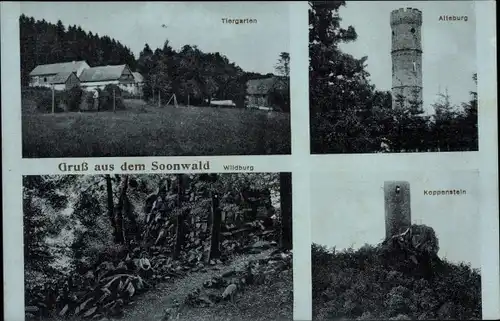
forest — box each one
[24,173,293,320]
[19,14,291,111]
[308,1,478,154]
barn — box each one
[245,76,289,110]
[48,71,81,91]
[28,60,89,89]
[79,64,136,93]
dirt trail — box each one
[120,249,275,321]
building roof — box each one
[49,71,78,85]
[29,61,88,76]
[132,72,144,83]
[246,76,288,95]
[79,65,129,83]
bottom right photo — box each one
[310,170,482,320]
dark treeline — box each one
[309,1,478,153]
[20,14,291,111]
[136,42,289,109]
[19,14,137,86]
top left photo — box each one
[19,2,291,158]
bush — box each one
[63,86,84,112]
[311,225,481,320]
[98,84,126,111]
[34,90,65,113]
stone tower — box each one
[390,8,423,111]
[384,181,411,239]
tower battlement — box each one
[390,7,422,26]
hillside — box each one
[311,226,481,320]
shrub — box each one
[98,84,126,111]
[35,91,65,113]
[63,86,84,112]
[311,227,481,321]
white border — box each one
[476,0,499,318]
[2,2,24,321]
[290,2,312,320]
[1,1,498,320]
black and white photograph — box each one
[310,170,481,320]
[309,1,477,154]
[20,2,291,158]
[23,173,293,321]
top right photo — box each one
[309,1,477,154]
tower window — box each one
[392,31,395,36]
[410,27,415,33]
[412,61,416,72]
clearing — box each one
[22,99,291,158]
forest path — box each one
[120,249,280,321]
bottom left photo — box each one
[23,173,293,321]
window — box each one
[392,31,395,36]
[43,77,47,82]
[410,27,415,33]
[412,62,416,72]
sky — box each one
[20,2,290,75]
[338,1,477,114]
[311,170,480,269]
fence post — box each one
[188,94,190,107]
[51,85,55,114]
[384,181,411,239]
[158,91,161,108]
[113,88,116,112]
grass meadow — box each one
[22,99,291,158]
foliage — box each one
[308,1,478,153]
[98,84,126,111]
[62,86,84,112]
[24,173,290,319]
[275,52,290,78]
[311,225,481,320]
[31,88,65,113]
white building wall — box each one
[81,80,120,91]
[53,84,66,91]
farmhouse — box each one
[28,60,89,88]
[246,76,289,110]
[48,71,81,91]
[79,64,136,93]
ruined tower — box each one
[384,181,411,239]
[391,8,423,111]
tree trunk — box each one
[124,187,141,243]
[173,174,186,259]
[209,190,222,260]
[105,174,117,242]
[279,172,293,250]
[115,175,129,244]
